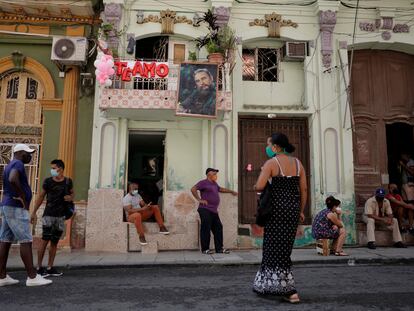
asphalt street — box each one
[1,264,413,311]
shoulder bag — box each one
[64,177,75,220]
[255,182,272,227]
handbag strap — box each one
[64,177,71,195]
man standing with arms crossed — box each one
[31,159,74,277]
[0,144,52,286]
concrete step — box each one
[141,241,158,254]
[358,230,414,246]
[127,222,199,252]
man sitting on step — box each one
[122,182,169,246]
[363,188,406,249]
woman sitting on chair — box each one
[312,196,348,256]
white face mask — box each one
[132,190,139,196]
[335,207,342,212]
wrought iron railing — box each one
[109,62,225,91]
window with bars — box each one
[242,48,280,82]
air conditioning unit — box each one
[51,36,88,65]
[282,42,307,61]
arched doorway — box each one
[351,49,414,221]
[0,71,44,203]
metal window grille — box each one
[242,48,280,82]
[133,77,168,90]
[0,143,40,206]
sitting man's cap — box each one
[375,188,386,198]
[205,168,219,175]
[13,144,35,153]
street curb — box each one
[6,257,414,272]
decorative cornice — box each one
[249,12,298,38]
[0,10,100,25]
[136,9,193,34]
[243,104,307,111]
[359,16,410,39]
[393,24,410,33]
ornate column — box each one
[58,66,79,178]
[213,6,231,28]
[103,3,123,50]
[319,10,337,69]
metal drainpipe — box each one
[315,42,324,196]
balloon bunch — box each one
[94,53,115,87]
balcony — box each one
[98,62,232,113]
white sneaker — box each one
[26,274,53,287]
[0,274,19,286]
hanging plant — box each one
[100,23,124,41]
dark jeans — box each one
[198,208,223,252]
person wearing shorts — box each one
[31,159,74,277]
[0,144,52,287]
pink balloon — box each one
[97,63,106,71]
[108,68,115,75]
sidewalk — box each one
[6,247,414,270]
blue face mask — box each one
[50,169,59,177]
[266,146,276,158]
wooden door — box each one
[238,116,310,224]
[351,50,414,221]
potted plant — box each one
[195,10,236,64]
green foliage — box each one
[194,9,236,56]
[188,50,197,61]
[100,22,123,41]
[217,25,236,52]
[205,39,223,54]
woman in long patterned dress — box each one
[253,133,307,304]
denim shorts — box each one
[0,205,33,243]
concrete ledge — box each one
[357,225,414,246]
[128,222,199,251]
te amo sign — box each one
[114,60,169,81]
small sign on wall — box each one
[381,174,389,185]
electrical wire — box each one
[141,0,414,26]
[345,0,360,132]
[235,0,317,6]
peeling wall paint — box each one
[294,226,313,246]
[118,162,125,190]
[237,194,357,249]
[167,168,185,191]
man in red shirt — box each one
[385,183,414,234]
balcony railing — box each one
[100,61,231,112]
